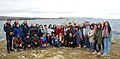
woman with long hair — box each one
[102,21,112,56]
[92,23,102,55]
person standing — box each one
[102,21,112,56]
[13,24,23,37]
[21,20,29,38]
[83,21,90,48]
[12,19,20,31]
[92,23,102,55]
[88,24,95,49]
[43,25,48,34]
[74,27,83,48]
[4,19,13,53]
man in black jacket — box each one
[21,20,29,38]
[3,19,13,53]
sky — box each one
[0,0,120,19]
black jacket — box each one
[21,23,29,34]
[4,23,12,35]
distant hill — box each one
[1,16,118,21]
[0,16,37,20]
[0,16,65,20]
[63,17,104,20]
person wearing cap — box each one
[4,19,13,53]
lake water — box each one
[0,18,120,40]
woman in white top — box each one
[88,24,95,49]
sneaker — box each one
[97,52,101,55]
[14,49,17,52]
[92,52,97,54]
[84,46,86,48]
[102,53,107,56]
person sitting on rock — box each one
[13,35,23,51]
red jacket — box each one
[56,28,61,35]
[60,28,64,35]
[40,38,48,46]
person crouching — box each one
[40,33,48,48]
[13,35,23,51]
[32,34,39,48]
[53,35,60,47]
[68,33,74,47]
[23,35,32,50]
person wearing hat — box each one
[4,19,13,53]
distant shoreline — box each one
[0,16,66,21]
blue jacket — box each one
[41,36,47,44]
[13,27,23,37]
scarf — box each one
[102,27,108,37]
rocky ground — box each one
[0,38,120,59]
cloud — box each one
[0,0,120,19]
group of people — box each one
[4,19,112,56]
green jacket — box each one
[94,29,102,45]
[108,30,112,42]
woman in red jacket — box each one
[56,25,61,35]
[60,25,64,35]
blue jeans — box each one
[103,37,111,54]
[89,42,94,49]
[84,36,89,48]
